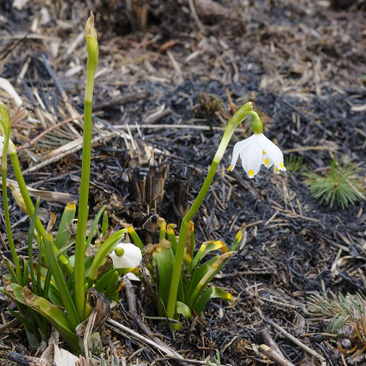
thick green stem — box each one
[166,102,254,320]
[74,100,92,320]
[74,13,99,321]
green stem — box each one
[166,102,254,319]
[74,15,99,321]
[10,153,47,238]
[9,152,73,274]
[74,100,92,320]
[2,144,22,283]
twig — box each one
[107,319,185,361]
[188,0,205,33]
[260,328,285,357]
[124,276,138,314]
[124,277,183,360]
[7,352,54,366]
[258,344,296,366]
[264,318,327,366]
[41,55,81,136]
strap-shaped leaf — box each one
[152,239,174,316]
[44,235,80,329]
[104,270,120,300]
[184,222,195,268]
[4,282,78,353]
[55,202,76,249]
[88,229,127,283]
[229,224,246,251]
[187,252,235,307]
[94,269,117,292]
[192,241,227,268]
[86,205,106,248]
[193,286,234,315]
[167,224,177,253]
[124,224,144,250]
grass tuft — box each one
[304,157,365,208]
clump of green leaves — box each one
[0,14,139,353]
[284,154,304,173]
[308,292,366,325]
[307,291,366,354]
[304,157,365,208]
[127,219,244,327]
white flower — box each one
[111,243,142,269]
[0,135,16,157]
[229,133,286,178]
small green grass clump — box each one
[304,157,365,209]
[284,154,304,173]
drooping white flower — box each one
[229,133,286,179]
[111,242,142,269]
[0,135,16,157]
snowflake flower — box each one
[229,133,286,179]
[111,243,142,269]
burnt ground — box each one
[0,0,366,365]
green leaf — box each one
[28,198,40,293]
[88,229,127,283]
[22,260,30,287]
[229,224,246,251]
[176,301,191,318]
[3,281,78,352]
[55,202,76,249]
[187,252,235,307]
[5,259,18,283]
[102,210,109,236]
[192,241,227,268]
[94,269,118,293]
[7,308,41,348]
[21,287,79,353]
[192,287,234,315]
[104,271,120,300]
[44,235,80,329]
[167,224,177,253]
[125,225,144,250]
[185,222,195,269]
[152,239,174,316]
[86,205,106,248]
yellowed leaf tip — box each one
[85,11,97,39]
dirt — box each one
[1,0,366,365]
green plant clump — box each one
[304,157,365,208]
[284,154,304,173]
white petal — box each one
[124,272,140,282]
[111,243,142,268]
[256,134,286,171]
[262,153,274,169]
[240,137,263,178]
[229,135,255,171]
